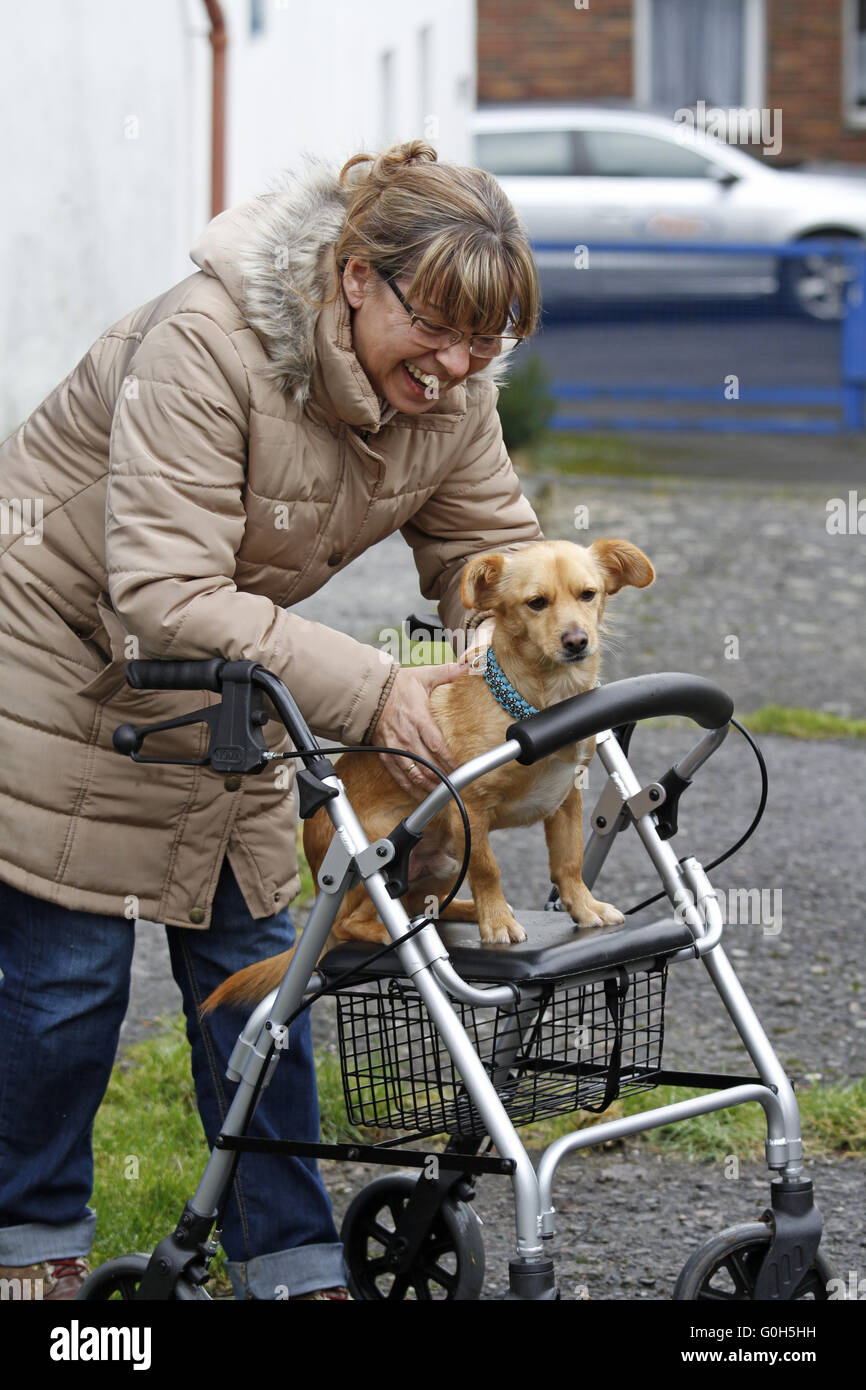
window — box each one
[250,0,266,37]
[634,0,766,114]
[474,130,577,177]
[418,26,433,140]
[580,130,714,178]
[844,0,866,127]
[380,49,395,147]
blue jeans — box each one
[0,858,346,1299]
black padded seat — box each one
[317,906,696,989]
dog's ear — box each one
[461,552,507,610]
[590,539,655,595]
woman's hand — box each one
[372,662,465,795]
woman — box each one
[0,141,543,1299]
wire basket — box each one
[336,965,667,1137]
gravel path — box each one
[120,465,865,1300]
[324,1152,866,1302]
[290,468,866,719]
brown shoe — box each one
[0,1258,92,1301]
[43,1258,93,1299]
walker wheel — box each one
[76,1253,211,1300]
[341,1174,485,1300]
[673,1221,838,1301]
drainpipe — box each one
[202,0,227,216]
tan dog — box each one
[203,538,653,1012]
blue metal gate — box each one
[529,240,866,434]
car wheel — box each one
[781,233,863,321]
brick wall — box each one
[766,0,866,163]
[477,0,633,105]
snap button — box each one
[327,552,343,567]
[224,775,242,792]
[188,907,205,924]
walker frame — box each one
[77,652,834,1302]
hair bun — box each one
[386,140,438,169]
[340,140,438,190]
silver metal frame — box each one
[191,715,805,1274]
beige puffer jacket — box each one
[0,161,542,929]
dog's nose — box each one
[561,627,589,657]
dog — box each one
[202,538,654,1012]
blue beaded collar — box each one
[474,645,538,720]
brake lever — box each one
[112,670,272,773]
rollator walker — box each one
[77,636,836,1301]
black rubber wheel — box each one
[673,1221,838,1301]
[76,1253,211,1300]
[341,1173,485,1300]
[780,234,862,321]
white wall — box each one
[1,0,208,433]
[1,0,475,436]
[222,0,475,201]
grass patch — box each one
[313,1047,374,1146]
[89,1018,373,1281]
[520,432,677,479]
[90,1015,228,1286]
[520,1075,866,1161]
[735,705,866,740]
[631,706,866,740]
[401,638,456,666]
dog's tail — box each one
[201,947,296,1014]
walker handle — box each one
[507,673,733,766]
[126,658,226,692]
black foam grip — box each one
[125,659,226,692]
[507,673,733,766]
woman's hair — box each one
[334,140,539,338]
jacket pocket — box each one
[76,592,135,703]
[76,658,130,705]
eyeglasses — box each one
[373,265,523,359]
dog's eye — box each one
[579,589,597,602]
[526,596,548,611]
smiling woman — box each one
[337,142,539,336]
[0,137,544,1300]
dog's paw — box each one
[587,898,626,927]
[559,886,625,929]
[479,911,528,945]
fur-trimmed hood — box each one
[189,158,508,408]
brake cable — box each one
[623,717,768,916]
